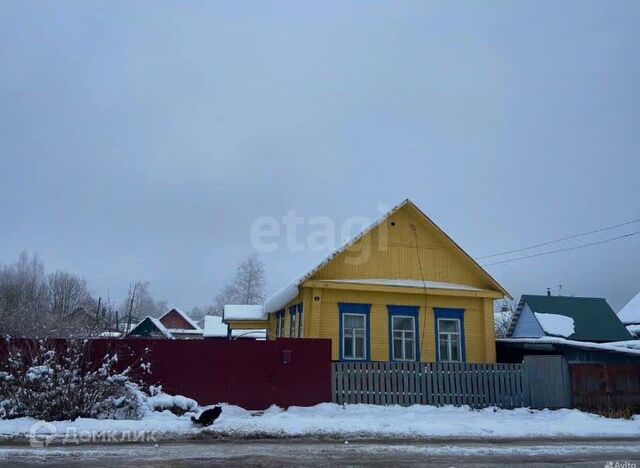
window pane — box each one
[451,337,460,361]
[439,336,449,361]
[345,314,364,328]
[393,316,414,331]
[440,319,459,333]
[355,336,365,358]
[404,339,415,360]
[344,336,353,358]
[393,339,403,360]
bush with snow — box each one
[0,339,151,421]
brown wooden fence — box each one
[571,364,640,412]
[332,362,528,408]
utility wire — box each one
[482,230,640,266]
[476,217,640,259]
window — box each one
[276,310,285,337]
[297,303,303,338]
[437,318,462,362]
[388,305,420,361]
[392,316,416,361]
[289,306,296,337]
[339,303,370,361]
[342,314,366,359]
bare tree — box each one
[122,281,150,333]
[0,251,49,336]
[213,254,266,313]
[47,270,94,316]
[494,299,515,338]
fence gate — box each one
[522,355,572,409]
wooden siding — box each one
[309,204,497,291]
[312,288,493,362]
[511,303,544,338]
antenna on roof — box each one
[558,284,563,296]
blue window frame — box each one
[297,303,303,338]
[289,305,297,337]
[434,308,466,362]
[387,305,420,361]
[339,303,371,361]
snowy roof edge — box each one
[262,199,411,315]
[158,308,202,331]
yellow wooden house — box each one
[224,199,510,363]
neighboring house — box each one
[507,294,633,342]
[224,199,510,363]
[126,308,202,340]
[157,308,202,339]
[500,294,638,364]
[203,315,266,340]
[617,291,640,338]
[127,316,174,339]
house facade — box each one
[225,199,509,363]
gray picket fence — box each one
[332,362,528,408]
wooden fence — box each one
[332,362,528,408]
[571,364,640,412]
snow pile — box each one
[618,292,640,325]
[2,403,640,442]
[534,312,575,338]
[146,393,198,414]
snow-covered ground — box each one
[1,403,639,444]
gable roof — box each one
[618,291,640,325]
[158,308,201,331]
[510,295,632,342]
[128,316,174,339]
[260,199,509,317]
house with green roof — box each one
[507,294,633,343]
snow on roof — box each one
[158,308,201,331]
[203,315,228,337]
[626,324,640,336]
[223,304,266,321]
[618,292,640,325]
[260,199,510,317]
[262,200,411,315]
[129,316,174,339]
[204,315,267,338]
[498,337,640,356]
[167,329,202,335]
[534,312,575,338]
[323,279,484,291]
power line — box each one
[482,230,640,267]
[476,217,640,259]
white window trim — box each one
[342,312,367,360]
[391,315,416,361]
[437,318,462,362]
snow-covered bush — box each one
[146,388,198,416]
[0,339,150,421]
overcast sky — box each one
[0,1,638,311]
